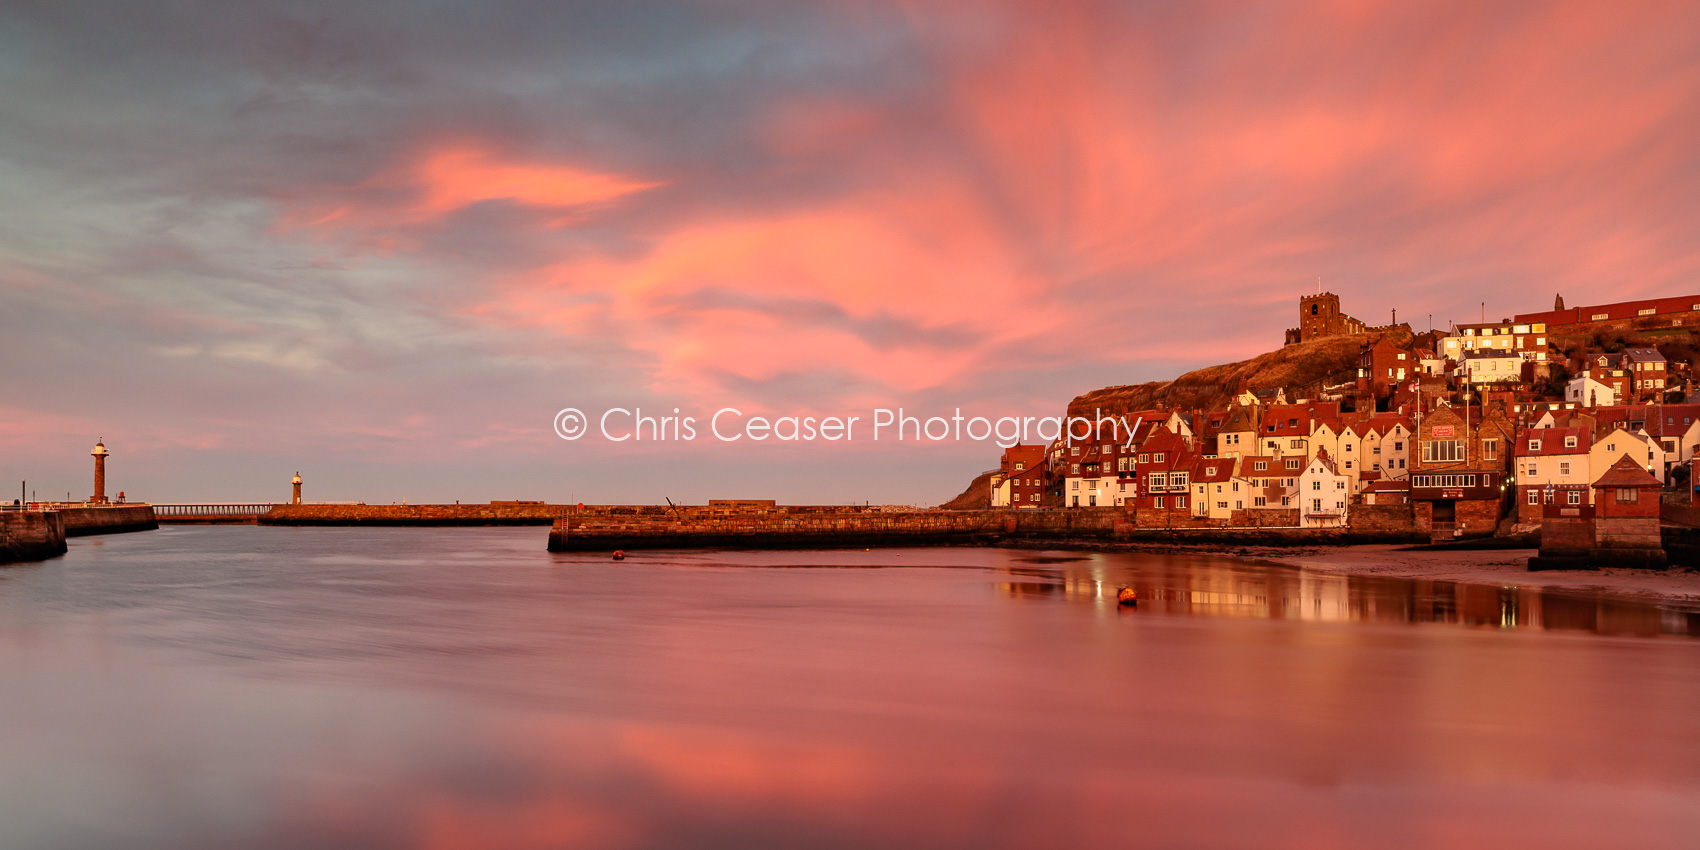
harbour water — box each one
[2,526,1698,848]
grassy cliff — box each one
[1065,332,1400,419]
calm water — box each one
[3,527,1699,849]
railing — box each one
[1,501,131,512]
[152,503,276,517]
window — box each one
[1286,458,1301,470]
[1071,479,1080,490]
[1564,436,1577,448]
[1175,496,1185,509]
[1312,499,1322,511]
[1639,308,1656,316]
[1559,462,1570,476]
[1567,491,1581,505]
[1155,453,1165,463]
[1172,473,1188,489]
[1154,497,1163,508]
[1336,481,1346,489]
[1616,488,1638,504]
[1290,439,1303,449]
[1216,501,1228,510]
[1592,313,1609,321]
[1139,454,1148,464]
[1071,464,1080,474]
[1312,480,1321,490]
[1527,490,1538,505]
[1150,473,1166,488]
[1483,440,1498,461]
[1254,461,1267,471]
[1071,446,1079,456]
[1528,440,1542,452]
[1423,440,1465,462]
[1394,441,1404,452]
[1254,496,1266,507]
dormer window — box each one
[1564,436,1577,448]
[1528,440,1541,452]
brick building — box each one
[1411,402,1514,538]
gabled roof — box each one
[1238,455,1280,474]
[1191,458,1237,483]
[1220,404,1258,433]
[1307,448,1339,475]
[1262,404,1311,436]
[1623,347,1665,362]
[1592,455,1660,489]
[1514,426,1590,456]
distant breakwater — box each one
[246,502,1424,549]
[260,503,559,526]
[546,507,1424,552]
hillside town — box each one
[989,291,1700,549]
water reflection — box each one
[997,556,1700,638]
[5,529,1700,849]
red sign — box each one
[1432,426,1455,437]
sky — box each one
[3,0,1700,506]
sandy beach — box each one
[1263,544,1700,606]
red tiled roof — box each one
[1592,455,1660,488]
[1514,426,1589,457]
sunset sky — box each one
[4,0,1699,505]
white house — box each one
[1296,450,1351,528]
[1513,425,1592,524]
[1460,349,1523,386]
[1567,371,1622,407]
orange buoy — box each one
[1116,586,1138,606]
[612,550,626,561]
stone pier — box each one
[0,511,67,564]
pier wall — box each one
[57,504,158,536]
[548,505,1424,552]
[0,512,67,563]
[261,503,560,526]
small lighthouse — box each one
[90,440,110,505]
[292,472,303,505]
